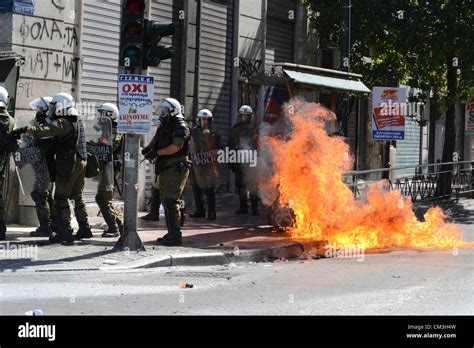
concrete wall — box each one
[0,1,81,224]
[12,1,81,118]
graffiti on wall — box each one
[239,58,263,81]
[20,49,80,80]
[18,18,78,48]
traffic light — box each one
[142,19,175,68]
[120,0,145,69]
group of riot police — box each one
[0,85,259,247]
[0,86,123,245]
[140,99,260,246]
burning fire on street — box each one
[259,100,469,249]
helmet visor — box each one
[158,105,171,119]
[197,118,212,128]
[29,97,50,111]
[239,113,252,124]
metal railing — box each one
[343,161,474,202]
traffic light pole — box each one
[115,0,175,251]
[114,66,145,252]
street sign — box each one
[118,74,154,134]
[371,87,407,140]
[465,103,474,136]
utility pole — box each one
[340,0,351,73]
[114,0,175,251]
[340,0,352,138]
[114,0,147,251]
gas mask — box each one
[152,105,172,128]
[197,118,212,134]
[238,113,252,125]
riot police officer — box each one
[19,92,92,245]
[189,109,221,220]
[142,98,191,246]
[94,103,123,237]
[28,96,59,237]
[0,86,14,240]
[228,105,259,215]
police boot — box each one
[190,186,205,218]
[158,210,173,241]
[101,223,119,238]
[116,219,124,235]
[250,194,259,216]
[49,223,74,246]
[180,207,186,227]
[206,188,216,220]
[235,195,248,214]
[100,210,120,238]
[51,218,61,233]
[74,222,93,240]
[30,224,52,238]
[0,221,6,241]
[141,188,161,221]
[157,198,182,246]
[31,191,52,237]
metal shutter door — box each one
[81,0,121,203]
[265,0,295,64]
[81,0,120,102]
[199,0,234,142]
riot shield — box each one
[15,133,51,196]
[189,127,220,189]
[85,115,114,192]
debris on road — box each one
[179,282,194,289]
[103,259,118,265]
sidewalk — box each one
[0,193,318,272]
[1,195,472,272]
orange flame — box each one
[259,100,468,249]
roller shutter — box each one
[265,0,295,64]
[81,0,121,203]
[199,0,234,142]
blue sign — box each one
[372,130,405,140]
[0,0,35,15]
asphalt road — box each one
[1,247,472,315]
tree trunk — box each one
[437,56,457,197]
[428,97,437,169]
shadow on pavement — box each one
[413,199,474,225]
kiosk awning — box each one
[284,69,371,94]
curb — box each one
[105,240,327,270]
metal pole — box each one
[340,0,351,72]
[114,67,145,251]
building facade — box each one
[2,0,440,224]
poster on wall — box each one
[118,74,154,134]
[371,87,407,140]
[263,86,289,124]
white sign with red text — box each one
[118,74,154,134]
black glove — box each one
[141,146,151,156]
[35,137,54,147]
[144,148,158,161]
[11,127,28,139]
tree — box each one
[303,0,474,195]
